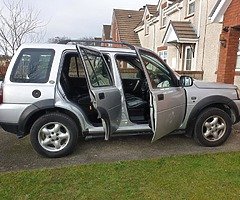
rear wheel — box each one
[194,107,232,147]
[30,113,79,158]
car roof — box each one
[19,43,136,54]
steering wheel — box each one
[156,74,171,88]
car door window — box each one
[140,51,176,89]
[80,48,112,87]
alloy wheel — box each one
[201,115,226,142]
[38,122,70,152]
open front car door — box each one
[77,45,121,140]
[136,48,186,142]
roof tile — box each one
[146,4,158,15]
[114,9,144,46]
[171,21,198,40]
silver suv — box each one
[0,41,240,157]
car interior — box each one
[115,54,150,123]
[60,51,150,127]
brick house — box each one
[134,0,223,81]
[210,0,240,85]
[111,9,144,47]
[110,9,143,71]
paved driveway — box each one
[1,126,240,172]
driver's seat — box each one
[125,94,148,122]
[125,94,147,109]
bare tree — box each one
[48,36,70,44]
[48,36,99,46]
[78,37,98,46]
[0,0,46,55]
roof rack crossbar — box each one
[57,40,135,50]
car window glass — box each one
[80,48,112,87]
[116,60,139,79]
[115,55,143,79]
[10,48,55,83]
[139,50,175,89]
[68,56,85,78]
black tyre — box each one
[30,113,79,158]
[193,107,232,147]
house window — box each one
[188,0,195,16]
[145,22,150,35]
[236,39,240,70]
[161,7,167,28]
[236,53,240,70]
[162,13,167,27]
[115,28,119,41]
[184,46,193,71]
[159,50,168,63]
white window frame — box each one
[236,52,240,70]
[162,13,167,28]
[145,21,150,35]
[115,28,118,41]
[187,0,195,16]
[161,8,167,28]
[159,50,168,63]
[235,39,240,71]
[184,46,193,71]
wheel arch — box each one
[18,100,83,138]
[186,95,239,137]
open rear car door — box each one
[77,45,121,140]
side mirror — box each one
[179,76,193,87]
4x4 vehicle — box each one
[0,41,240,158]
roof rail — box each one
[57,40,135,50]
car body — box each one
[0,41,240,157]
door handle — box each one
[157,94,164,101]
[99,93,105,100]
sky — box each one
[0,0,158,42]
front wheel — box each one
[194,107,232,147]
[30,113,79,158]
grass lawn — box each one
[1,152,240,200]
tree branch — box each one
[0,0,46,55]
